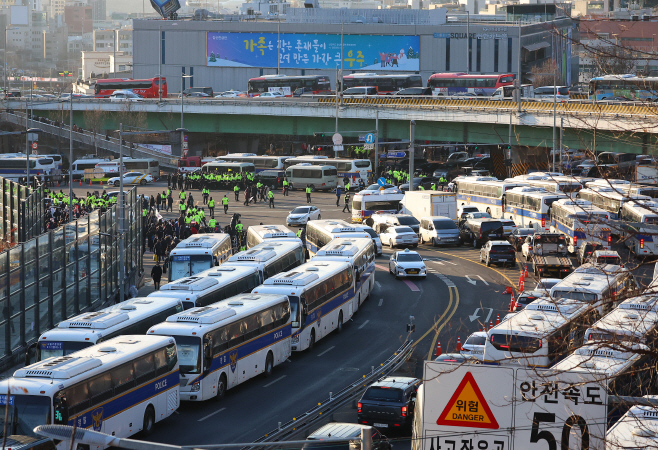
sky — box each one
[107,0,153,15]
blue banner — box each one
[207,32,420,71]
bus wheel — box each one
[142,406,155,436]
[309,329,316,350]
[337,311,344,333]
[216,373,227,401]
[264,352,274,378]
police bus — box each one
[584,295,658,347]
[148,293,292,402]
[283,156,372,188]
[619,200,658,257]
[214,153,291,173]
[483,297,597,368]
[152,265,261,310]
[169,234,233,282]
[503,186,566,230]
[226,240,306,283]
[312,238,376,310]
[246,225,299,249]
[201,162,256,176]
[550,198,612,252]
[253,260,355,352]
[28,296,183,364]
[0,335,179,447]
[454,177,527,218]
[578,185,651,219]
[352,189,405,224]
[305,219,374,256]
[550,263,637,315]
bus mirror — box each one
[213,256,219,266]
[354,267,361,282]
[25,342,37,366]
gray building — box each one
[133,8,577,93]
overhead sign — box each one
[332,133,343,145]
[206,32,420,71]
[388,152,406,158]
[436,372,499,429]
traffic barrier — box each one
[456,336,461,352]
[496,314,500,325]
[435,341,442,357]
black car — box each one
[577,240,605,265]
[508,227,535,251]
[357,376,420,429]
[479,240,516,267]
[259,169,285,188]
[459,218,503,248]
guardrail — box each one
[247,340,414,448]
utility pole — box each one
[517,20,522,115]
[552,52,557,172]
[158,25,162,102]
[374,110,379,179]
[559,117,564,171]
[409,120,415,191]
[508,113,512,178]
[466,12,470,74]
[69,89,73,222]
[118,123,125,304]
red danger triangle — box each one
[436,371,499,429]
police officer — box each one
[202,186,210,205]
[305,185,312,203]
[179,201,186,216]
[268,189,275,208]
[208,197,215,218]
[282,179,289,196]
[235,221,244,241]
[222,194,229,214]
[208,217,217,232]
[335,186,342,207]
[234,184,240,201]
[342,191,351,213]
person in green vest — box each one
[282,179,289,196]
[296,229,303,237]
[305,185,312,203]
[208,217,217,232]
[235,222,244,242]
[208,197,215,218]
[418,185,425,190]
[222,194,229,214]
[345,181,350,192]
[202,187,210,205]
[234,184,240,202]
[268,189,275,208]
[431,183,437,191]
[256,181,263,201]
[142,208,148,217]
[179,201,186,215]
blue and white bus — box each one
[503,186,566,230]
[215,153,292,173]
[148,293,292,402]
[589,75,658,102]
[578,185,651,219]
[0,335,180,448]
[305,219,374,257]
[226,240,306,282]
[455,177,527,218]
[312,237,376,310]
[168,234,233,282]
[253,260,356,352]
[0,156,56,181]
[550,198,612,252]
[620,200,658,257]
[283,156,372,187]
[352,189,405,224]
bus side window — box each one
[134,353,156,385]
[54,391,69,424]
[154,348,168,376]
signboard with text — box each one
[207,32,420,71]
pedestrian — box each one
[306,184,312,203]
[244,188,250,206]
[268,189,275,208]
[222,194,229,214]
[167,193,173,212]
[155,193,162,211]
[336,186,342,207]
[234,184,240,201]
[202,186,209,205]
[151,261,163,290]
[208,197,215,218]
[282,179,289,196]
[343,191,351,213]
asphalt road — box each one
[60,180,654,447]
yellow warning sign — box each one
[436,371,499,429]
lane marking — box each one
[476,275,490,286]
[432,250,518,292]
[358,320,370,329]
[198,407,226,422]
[411,280,454,352]
[375,264,388,271]
[317,345,335,357]
[375,281,381,289]
[428,286,460,360]
[378,298,383,306]
[403,280,421,292]
[263,375,287,388]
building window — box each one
[445,37,450,71]
[507,37,513,73]
[476,39,481,72]
[494,39,499,72]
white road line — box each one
[198,407,226,422]
[263,375,287,388]
[476,275,490,286]
[375,281,381,289]
[358,320,370,330]
[378,298,383,306]
[317,345,336,357]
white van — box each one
[285,164,338,191]
[533,86,569,101]
[342,86,378,97]
[419,216,461,246]
[95,161,126,176]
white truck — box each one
[490,84,535,101]
[400,191,457,221]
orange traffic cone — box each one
[456,336,461,352]
[79,180,82,186]
[89,179,92,186]
[435,341,442,357]
[100,180,102,185]
[490,319,493,330]
[524,266,529,278]
[519,280,524,291]
[496,313,501,325]
[56,181,59,187]
[509,292,515,312]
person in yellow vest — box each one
[235,222,244,242]
[208,197,215,218]
[222,194,229,214]
[179,190,186,201]
[305,185,312,203]
[234,184,240,202]
[268,189,275,208]
[202,187,210,205]
[179,201,186,215]
[282,179,289,196]
[208,217,217,232]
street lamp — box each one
[180,73,192,129]
[25,127,42,187]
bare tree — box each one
[84,107,107,157]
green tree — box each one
[209,52,217,62]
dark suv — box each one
[357,376,420,429]
[459,219,504,248]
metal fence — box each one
[0,185,143,368]
[0,178,45,247]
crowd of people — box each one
[43,188,119,230]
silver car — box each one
[379,225,419,249]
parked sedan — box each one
[480,240,516,267]
[380,225,418,248]
[286,206,321,226]
[461,331,487,361]
[508,227,534,251]
[389,249,426,278]
[109,90,143,102]
[107,172,153,186]
[256,91,285,98]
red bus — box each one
[427,73,515,97]
[340,73,423,94]
[94,77,167,98]
[247,75,331,97]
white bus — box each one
[0,335,179,447]
[215,153,291,173]
[253,260,356,352]
[29,296,183,363]
[71,157,110,180]
[168,234,233,282]
[201,162,256,175]
[578,185,651,219]
[619,200,658,257]
[285,164,338,191]
[226,240,306,282]
[95,161,126,177]
[283,157,372,187]
[550,263,637,315]
[152,264,261,310]
[606,403,658,448]
[455,177,527,218]
[246,224,299,249]
[503,186,566,230]
[550,198,612,252]
[312,237,376,310]
[352,189,404,224]
[526,177,583,195]
[0,156,57,182]
[123,158,160,180]
[483,297,597,368]
[584,295,658,346]
[148,293,292,402]
[305,219,373,256]
[41,153,64,170]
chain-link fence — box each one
[0,183,144,370]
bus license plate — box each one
[374,423,388,428]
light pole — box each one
[180,73,192,129]
[409,120,415,191]
[119,122,125,303]
[113,29,117,76]
[25,127,42,188]
[158,25,162,102]
[466,11,470,74]
[69,88,74,222]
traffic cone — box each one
[509,292,515,312]
[456,336,461,352]
[489,319,493,330]
[89,179,92,186]
[100,180,102,185]
[524,266,529,278]
[496,313,500,325]
[79,180,82,186]
[435,341,442,357]
[56,181,59,187]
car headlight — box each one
[191,383,200,392]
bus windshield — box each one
[39,340,94,360]
[173,336,201,374]
[363,200,400,211]
[551,290,598,302]
[0,395,51,438]
[170,255,214,281]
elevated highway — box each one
[11,97,658,154]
